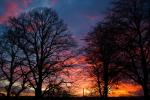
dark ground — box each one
[0,96,148,100]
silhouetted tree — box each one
[5,7,76,97]
[107,0,150,99]
[43,80,71,97]
[12,66,29,96]
[84,23,120,100]
[0,31,25,96]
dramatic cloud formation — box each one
[0,0,110,36]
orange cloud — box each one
[109,82,142,97]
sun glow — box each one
[72,82,142,97]
[109,82,142,97]
[0,56,142,97]
[67,56,143,97]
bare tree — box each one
[12,66,29,96]
[5,7,76,97]
[0,31,25,96]
[43,75,71,97]
[84,23,120,100]
[106,0,150,99]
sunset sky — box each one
[0,0,110,39]
[0,0,143,97]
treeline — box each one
[84,0,150,100]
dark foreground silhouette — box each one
[0,96,148,100]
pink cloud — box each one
[0,0,32,24]
[0,2,20,23]
[51,0,59,6]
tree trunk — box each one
[35,85,42,98]
[6,83,12,97]
[97,79,102,97]
[35,61,43,98]
[142,84,149,100]
[103,62,109,100]
[35,70,43,98]
[138,28,149,100]
[97,71,102,97]
[16,87,25,97]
